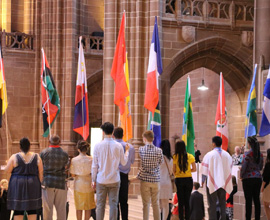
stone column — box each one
[254,0,270,66]
[2,0,11,32]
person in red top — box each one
[171,193,179,220]
[225,176,237,220]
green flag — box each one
[182,77,195,155]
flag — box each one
[259,67,270,136]
[215,73,229,150]
[120,53,133,142]
[111,12,129,115]
[182,76,195,155]
[144,17,163,115]
[245,64,257,137]
[147,103,161,147]
[73,37,89,140]
[41,48,60,137]
[0,45,8,128]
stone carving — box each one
[241,31,253,47]
[182,26,195,43]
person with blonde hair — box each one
[0,179,11,220]
[70,140,96,220]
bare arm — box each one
[173,164,176,175]
[4,155,15,181]
[261,181,266,193]
[191,162,196,172]
[37,154,43,183]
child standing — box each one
[225,175,238,220]
[189,182,205,220]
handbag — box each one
[164,156,176,193]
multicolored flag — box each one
[215,73,229,151]
[41,48,60,137]
[245,64,257,137]
[147,103,161,147]
[120,53,133,142]
[144,17,163,115]
[259,67,270,136]
[73,37,89,140]
[111,12,129,115]
[182,76,195,155]
[0,45,8,128]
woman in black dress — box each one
[5,137,43,220]
[0,179,11,220]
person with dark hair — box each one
[112,127,135,220]
[5,137,43,220]
[92,122,130,220]
[240,136,263,220]
[40,135,69,220]
[262,149,270,220]
[194,142,201,163]
[137,130,163,220]
[200,136,233,220]
[70,140,96,220]
[159,139,173,220]
[225,175,237,220]
[173,140,196,220]
[189,182,205,220]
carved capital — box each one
[182,26,196,43]
[241,31,253,47]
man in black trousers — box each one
[113,127,135,220]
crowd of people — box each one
[0,122,270,220]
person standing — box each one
[194,143,201,163]
[137,130,163,220]
[173,140,196,220]
[70,140,96,220]
[189,182,205,220]
[225,176,237,220]
[241,136,263,220]
[40,135,69,220]
[232,146,243,165]
[200,136,233,220]
[262,149,270,220]
[92,122,130,220]
[5,137,43,220]
[159,139,173,220]
[112,127,135,220]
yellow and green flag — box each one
[182,76,195,155]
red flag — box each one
[111,12,129,115]
[215,73,229,150]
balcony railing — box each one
[165,0,254,28]
[78,34,103,55]
[0,30,34,51]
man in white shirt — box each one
[92,122,130,220]
[200,136,232,220]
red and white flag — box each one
[215,73,229,151]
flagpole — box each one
[220,73,223,142]
[41,48,52,138]
[5,112,9,159]
[245,113,251,150]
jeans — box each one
[206,187,226,220]
[140,181,160,220]
[96,182,120,220]
[242,178,262,220]
[175,177,193,220]
[118,173,129,220]
[42,187,67,220]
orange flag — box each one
[111,12,129,115]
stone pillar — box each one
[24,0,34,34]
[254,0,270,66]
[2,0,11,32]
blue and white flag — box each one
[259,68,270,136]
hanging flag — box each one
[144,16,163,115]
[73,37,89,140]
[41,48,60,137]
[0,45,8,128]
[259,67,270,136]
[215,73,229,151]
[111,12,129,115]
[182,76,195,155]
[120,53,133,142]
[245,64,257,137]
[147,103,161,147]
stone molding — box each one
[182,26,196,43]
[241,31,253,47]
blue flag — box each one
[259,67,270,136]
[147,103,161,147]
